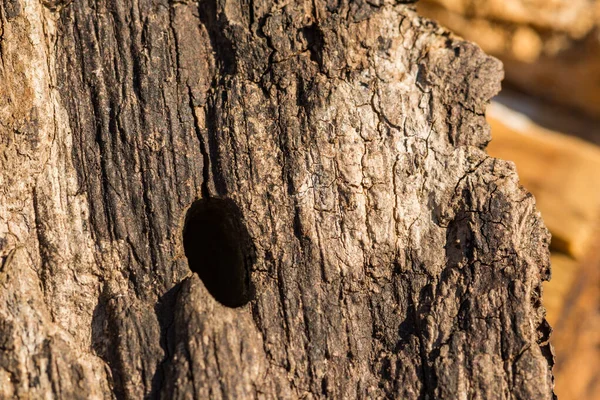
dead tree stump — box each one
[0,0,554,398]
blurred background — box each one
[417,1,600,398]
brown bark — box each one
[0,0,554,398]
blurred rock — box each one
[485,98,600,400]
[486,100,600,259]
[419,0,600,118]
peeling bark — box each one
[0,0,554,398]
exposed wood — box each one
[0,0,554,398]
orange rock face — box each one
[484,94,600,400]
[418,0,600,118]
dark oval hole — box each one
[183,198,255,308]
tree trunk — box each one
[0,0,554,398]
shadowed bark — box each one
[0,0,554,398]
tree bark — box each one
[0,0,554,399]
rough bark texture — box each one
[0,0,554,399]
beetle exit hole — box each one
[183,198,255,308]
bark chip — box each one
[183,198,254,308]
